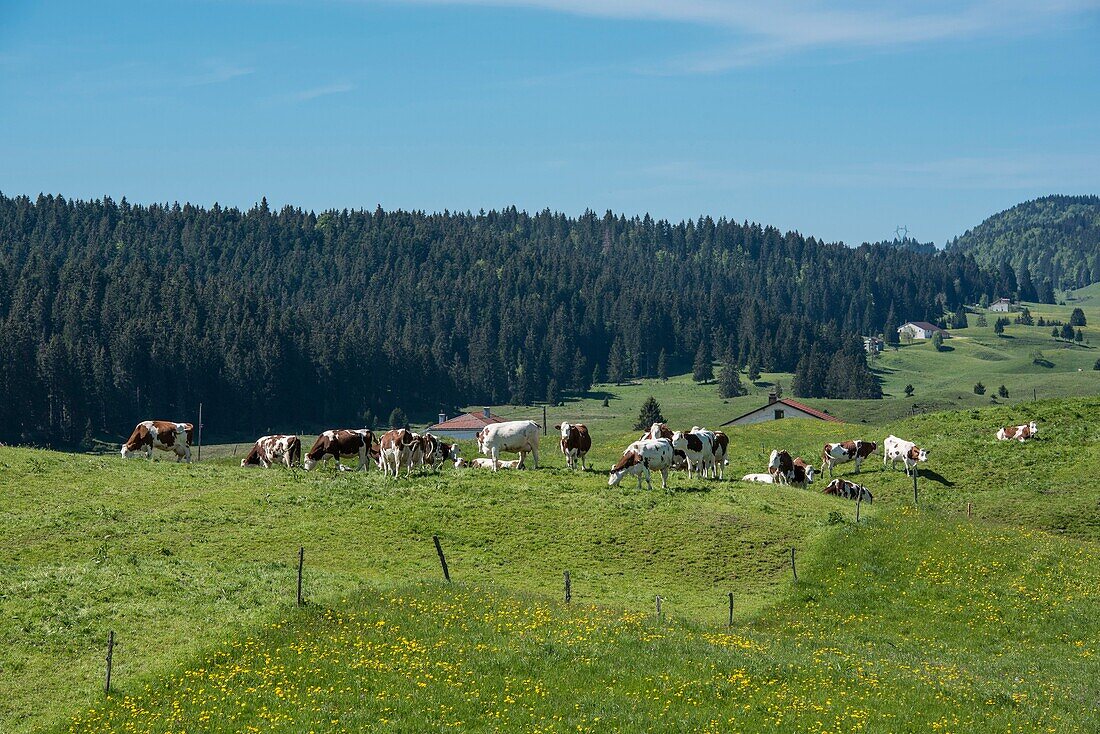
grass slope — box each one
[3,397,1099,732]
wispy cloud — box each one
[289,82,355,102]
[393,0,1100,70]
[182,62,256,87]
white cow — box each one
[608,438,675,491]
[470,457,523,469]
[476,420,540,471]
[884,434,929,476]
[671,429,715,479]
[741,473,775,484]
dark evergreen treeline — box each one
[949,195,1100,291]
[0,193,996,445]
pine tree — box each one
[952,307,968,329]
[1052,327,1060,338]
[998,384,1009,398]
[976,312,987,327]
[657,349,668,381]
[1061,323,1075,340]
[692,342,713,384]
[607,339,624,385]
[747,358,761,383]
[591,363,602,386]
[717,361,745,398]
[1039,279,1056,304]
[1076,329,1084,343]
[973,382,986,395]
[904,384,914,397]
[388,407,408,429]
[633,396,665,431]
[1070,308,1087,326]
[994,318,1006,335]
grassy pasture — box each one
[3,393,1100,732]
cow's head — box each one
[558,422,572,440]
[908,446,929,463]
[804,465,816,484]
[608,451,641,487]
[1028,421,1038,435]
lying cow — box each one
[741,473,775,484]
[884,434,928,476]
[242,434,302,468]
[996,421,1038,442]
[121,420,193,462]
[303,429,374,471]
[671,429,715,479]
[792,457,816,487]
[821,440,877,476]
[608,438,675,491]
[476,420,540,471]
[470,457,523,469]
[823,478,873,503]
[555,422,591,470]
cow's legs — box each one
[643,465,653,492]
[660,467,668,489]
[580,452,587,471]
[531,445,538,469]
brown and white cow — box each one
[640,422,674,441]
[608,438,675,491]
[697,428,729,479]
[671,430,715,479]
[996,421,1038,442]
[121,420,193,462]
[821,440,878,476]
[241,434,302,468]
[417,433,459,469]
[884,435,929,476]
[379,428,420,478]
[792,457,816,487]
[555,423,592,470]
[303,429,374,471]
[767,449,794,485]
[823,478,873,503]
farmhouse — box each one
[898,321,949,341]
[989,297,1016,313]
[721,392,841,427]
[426,407,505,440]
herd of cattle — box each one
[120,416,1041,500]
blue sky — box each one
[1,0,1098,245]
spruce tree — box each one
[998,384,1009,398]
[633,396,665,431]
[717,361,745,398]
[692,342,713,384]
[1070,308,1087,326]
[388,407,409,429]
[591,363,602,386]
[607,339,624,385]
[904,384,915,397]
[973,382,986,395]
[747,358,761,383]
[545,379,559,406]
[657,349,668,381]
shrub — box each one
[904,384,915,397]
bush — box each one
[1094,358,1100,371]
[904,384,915,397]
[973,382,986,395]
[931,331,945,351]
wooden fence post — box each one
[296,546,304,606]
[912,471,919,506]
[727,591,734,628]
[655,595,662,619]
[790,547,797,581]
[104,630,114,696]
[564,571,571,603]
[433,535,451,583]
[855,495,862,523]
[967,502,972,519]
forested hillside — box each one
[0,194,997,445]
[949,195,1100,292]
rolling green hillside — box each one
[3,396,1099,732]
[949,194,1100,289]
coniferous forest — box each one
[0,193,1002,445]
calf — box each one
[303,429,373,471]
[996,421,1038,442]
[821,440,878,476]
[121,420,193,463]
[470,457,523,469]
[608,438,675,491]
[241,434,301,468]
[555,422,592,470]
[883,434,929,476]
[823,478,873,503]
[671,430,715,479]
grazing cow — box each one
[823,478,873,503]
[241,435,302,468]
[768,449,794,485]
[555,423,592,470]
[379,429,420,477]
[820,440,878,476]
[741,473,775,484]
[792,457,816,487]
[608,438,675,491]
[671,430,715,479]
[121,420,193,462]
[884,434,929,476]
[476,420,540,471]
[996,421,1038,442]
[303,429,374,471]
[416,433,457,469]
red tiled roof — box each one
[721,398,842,425]
[903,321,948,333]
[428,412,506,430]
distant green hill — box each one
[949,194,1100,291]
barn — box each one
[721,392,841,427]
[426,407,506,441]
